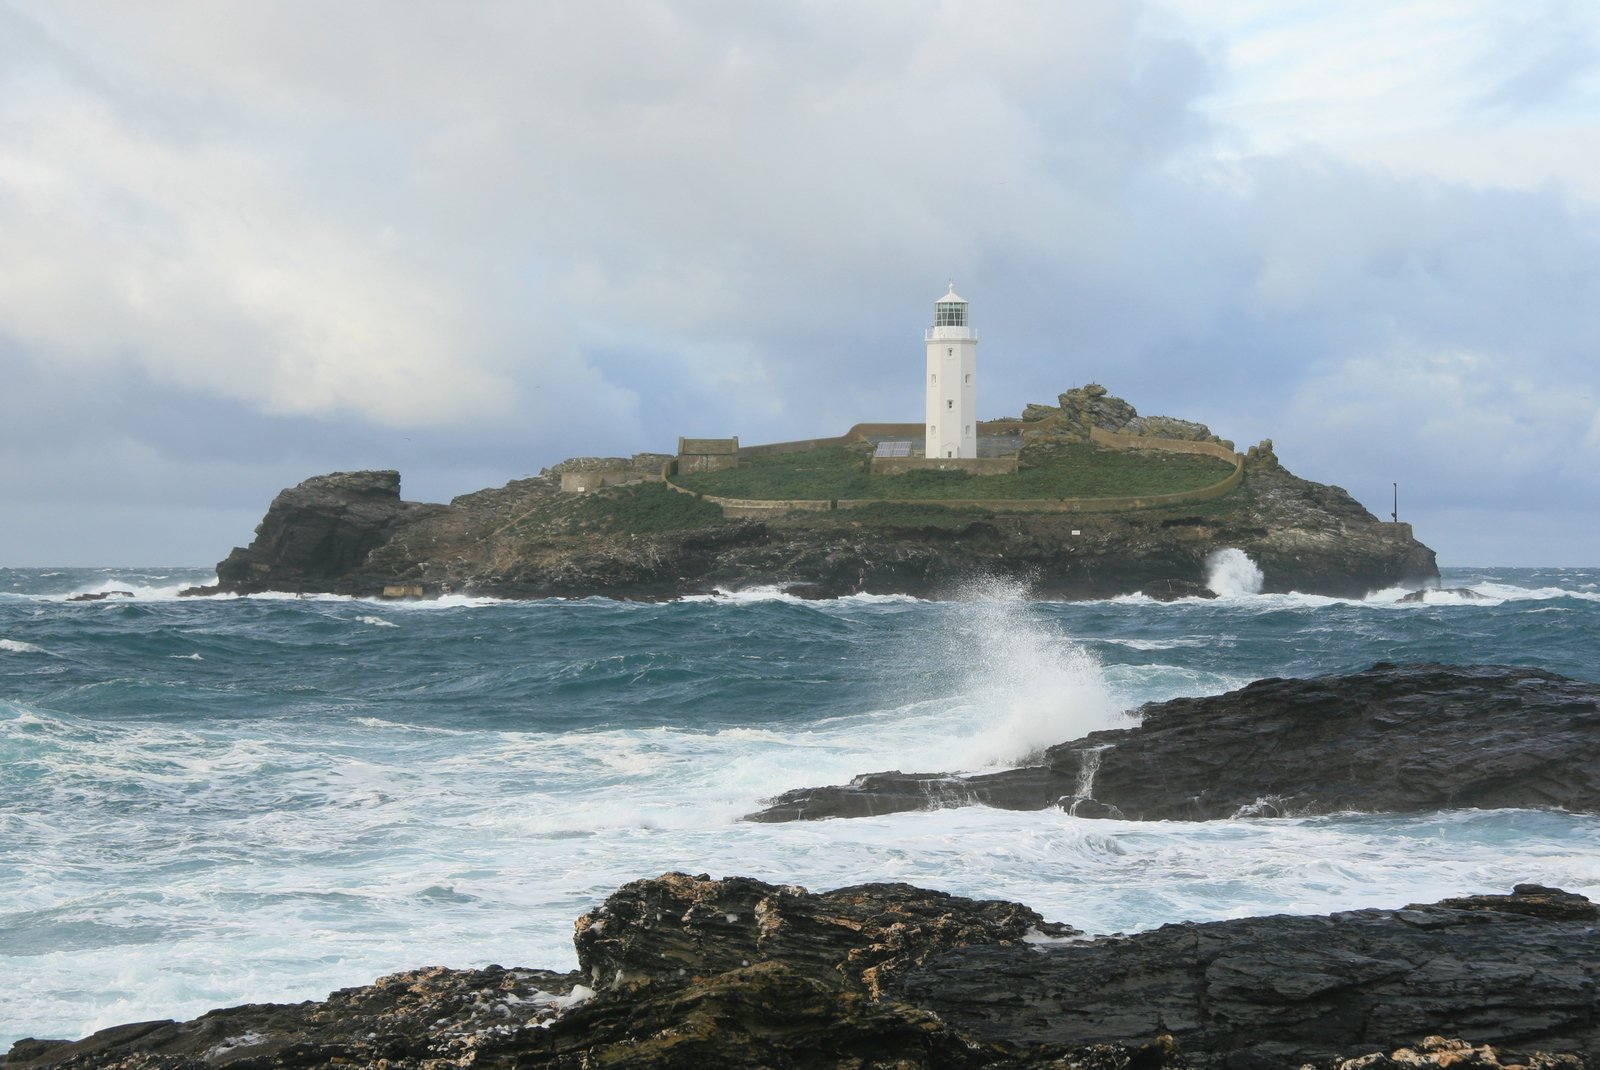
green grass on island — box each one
[672,443,1236,503]
[530,482,726,535]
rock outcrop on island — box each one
[185,388,1438,601]
[8,876,1595,1069]
[201,471,446,597]
[748,662,1600,823]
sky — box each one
[2,1,1597,568]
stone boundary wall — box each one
[738,420,1046,458]
[716,498,835,520]
[561,469,623,493]
[835,462,1242,514]
[556,454,673,494]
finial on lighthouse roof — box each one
[937,280,967,305]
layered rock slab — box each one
[898,884,1600,1067]
[748,662,1600,822]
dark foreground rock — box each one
[8,877,1595,1070]
[748,662,1600,822]
[899,883,1600,1068]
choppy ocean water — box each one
[4,562,1600,1046]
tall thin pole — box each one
[1392,482,1398,523]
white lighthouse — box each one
[925,282,977,459]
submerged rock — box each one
[747,662,1600,822]
[9,879,1596,1069]
[1139,578,1217,601]
[1397,586,1489,603]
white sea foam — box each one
[351,716,461,734]
[1205,548,1264,597]
[356,615,399,628]
[1097,637,1206,650]
[678,585,928,607]
[1363,581,1600,607]
[169,653,204,661]
[680,585,806,604]
[10,701,1600,1047]
[56,578,215,602]
[834,591,929,606]
[390,593,513,609]
[1,639,47,654]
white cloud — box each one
[0,74,515,426]
[1155,0,1600,199]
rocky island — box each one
[183,386,1437,601]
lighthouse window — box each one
[947,400,953,409]
[930,374,936,384]
[964,373,971,384]
[934,303,967,327]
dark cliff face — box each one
[10,876,1595,1069]
[209,471,445,595]
[195,451,1438,601]
[747,662,1600,823]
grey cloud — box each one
[2,2,1598,566]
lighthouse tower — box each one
[925,282,977,459]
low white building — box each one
[924,283,977,459]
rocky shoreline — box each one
[748,662,1600,823]
[12,664,1600,1068]
[8,876,1595,1069]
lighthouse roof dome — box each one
[935,282,967,304]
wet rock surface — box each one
[572,871,1079,999]
[898,884,1600,1068]
[8,879,1595,1070]
[747,663,1600,823]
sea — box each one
[4,558,1600,1046]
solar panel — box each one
[873,440,912,458]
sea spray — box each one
[1205,549,1264,597]
[903,574,1125,768]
